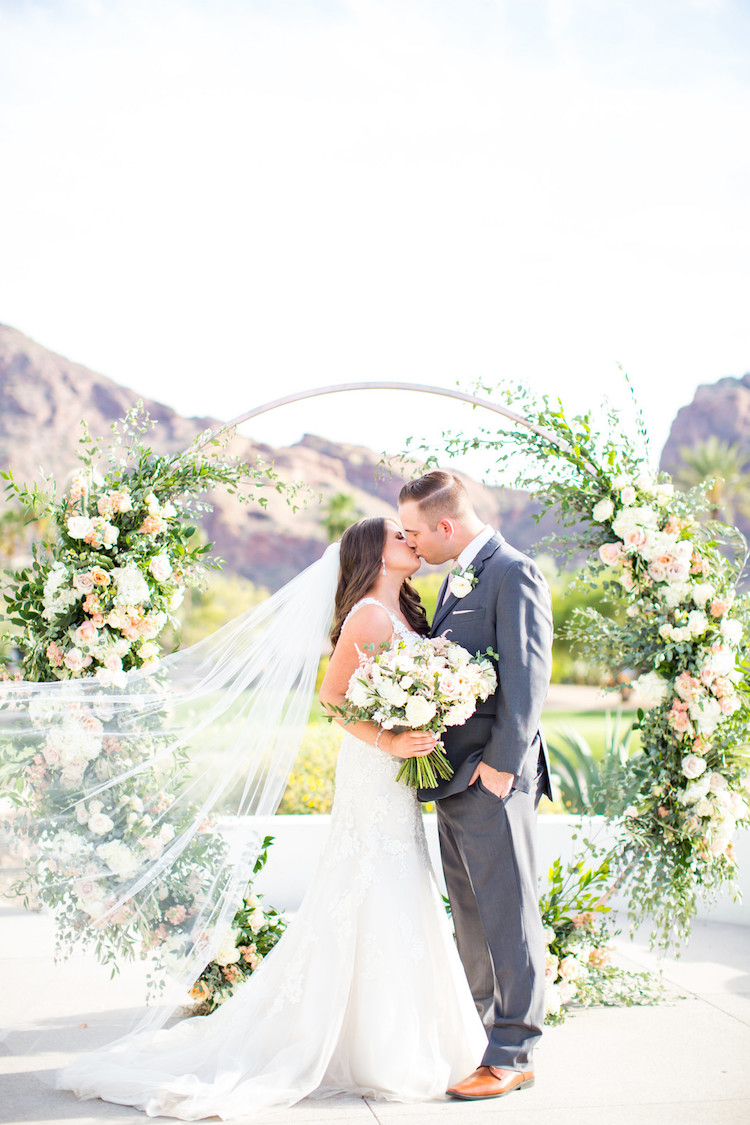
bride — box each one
[57,517,487,1119]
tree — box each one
[320,491,362,542]
[674,436,750,524]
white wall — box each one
[244,814,750,926]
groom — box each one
[399,471,553,1101]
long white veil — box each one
[0,541,341,1045]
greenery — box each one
[187,836,287,1013]
[320,491,363,543]
[0,405,302,984]
[540,857,665,1024]
[546,713,640,815]
[427,378,750,949]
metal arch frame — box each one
[199,381,560,448]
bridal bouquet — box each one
[329,634,497,789]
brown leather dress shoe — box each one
[446,1065,535,1100]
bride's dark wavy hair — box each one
[330,518,429,648]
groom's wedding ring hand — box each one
[385,730,438,758]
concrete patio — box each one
[1,901,749,1125]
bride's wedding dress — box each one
[59,602,486,1120]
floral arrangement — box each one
[0,406,298,984]
[187,837,287,1013]
[326,634,497,788]
[436,379,750,947]
[447,563,477,600]
[540,857,664,1024]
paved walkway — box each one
[1,904,749,1125]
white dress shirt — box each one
[454,524,496,571]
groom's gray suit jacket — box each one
[422,531,552,802]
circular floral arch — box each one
[209,379,749,950]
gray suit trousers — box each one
[436,772,545,1069]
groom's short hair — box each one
[398,470,472,528]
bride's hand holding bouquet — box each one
[326,633,497,789]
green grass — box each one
[542,709,641,759]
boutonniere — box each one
[448,564,478,600]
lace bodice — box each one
[343,597,417,642]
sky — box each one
[1,0,749,485]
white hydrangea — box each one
[112,564,150,606]
[96,840,140,879]
[720,618,743,647]
[632,671,669,710]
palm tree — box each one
[674,437,750,524]
[320,491,363,543]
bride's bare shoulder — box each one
[338,601,393,648]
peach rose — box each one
[73,620,99,648]
[598,542,623,566]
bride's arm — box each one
[319,604,436,760]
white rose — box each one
[690,697,723,736]
[67,516,94,539]
[693,797,714,817]
[347,678,371,708]
[63,648,86,672]
[620,485,637,506]
[213,940,240,967]
[149,554,173,583]
[592,498,614,522]
[404,696,437,727]
[691,583,715,607]
[652,483,674,505]
[681,754,707,780]
[379,681,410,707]
[88,812,114,836]
[95,666,128,689]
[707,772,728,793]
[248,909,266,934]
[448,574,473,599]
[612,506,659,538]
[687,610,709,637]
[678,775,712,805]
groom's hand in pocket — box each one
[470,760,514,798]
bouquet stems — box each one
[395,741,454,789]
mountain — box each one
[660,374,750,471]
[660,371,750,543]
[0,324,554,589]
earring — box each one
[381,557,387,576]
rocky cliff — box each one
[660,373,750,474]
